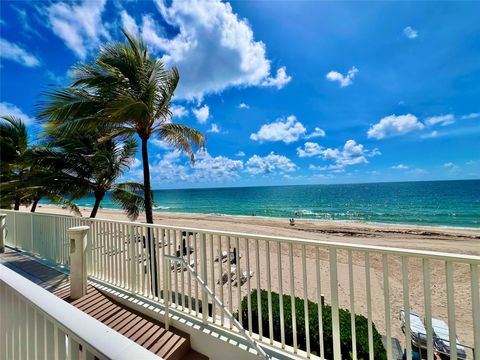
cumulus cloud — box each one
[392,164,409,170]
[296,142,323,158]
[128,157,142,169]
[122,0,291,100]
[260,66,292,89]
[171,105,188,118]
[45,0,110,59]
[403,26,418,39]
[461,112,480,120]
[250,115,306,144]
[193,105,209,124]
[0,102,35,125]
[238,103,249,109]
[425,114,455,126]
[297,140,379,171]
[151,138,173,150]
[443,162,459,171]
[305,127,326,139]
[235,151,245,157]
[245,152,297,175]
[326,66,358,87]
[207,123,220,133]
[149,149,244,184]
[368,114,425,139]
[0,38,40,67]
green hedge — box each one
[236,289,386,360]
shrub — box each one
[236,289,386,360]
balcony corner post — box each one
[68,225,90,300]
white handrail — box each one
[0,263,161,360]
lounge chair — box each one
[399,310,427,349]
[217,266,237,285]
[233,271,254,287]
[431,318,466,359]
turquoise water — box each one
[52,180,480,228]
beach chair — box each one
[431,318,467,359]
[399,310,427,349]
[215,250,228,262]
[233,271,254,287]
[217,266,237,285]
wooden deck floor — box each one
[0,249,207,360]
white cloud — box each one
[128,158,142,169]
[461,112,480,120]
[148,149,243,184]
[425,114,455,126]
[120,10,139,36]
[368,114,424,139]
[403,26,418,39]
[46,0,109,59]
[392,164,409,170]
[171,104,188,118]
[326,66,358,87]
[238,103,249,109]
[122,0,290,100]
[151,138,173,150]
[250,115,306,144]
[0,38,40,67]
[193,105,209,124]
[235,151,245,157]
[207,123,220,133]
[305,127,326,139]
[421,130,438,139]
[443,162,460,171]
[260,66,292,89]
[298,139,379,171]
[296,142,323,158]
[245,152,297,175]
[0,102,35,125]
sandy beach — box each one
[19,204,480,352]
[28,203,480,255]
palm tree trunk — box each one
[90,195,103,218]
[140,136,158,296]
[14,195,20,210]
[141,137,154,224]
[31,197,40,213]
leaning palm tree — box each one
[31,131,146,220]
[0,115,30,209]
[38,30,205,224]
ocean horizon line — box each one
[149,178,480,192]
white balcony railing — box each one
[0,262,161,360]
[2,209,479,360]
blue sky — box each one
[1,0,479,189]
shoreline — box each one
[23,203,480,256]
[40,201,480,230]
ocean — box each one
[51,180,480,228]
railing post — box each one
[329,248,341,360]
[0,213,6,253]
[200,233,208,324]
[68,226,90,300]
[164,257,170,330]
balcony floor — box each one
[0,248,207,360]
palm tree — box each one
[38,30,205,224]
[0,115,30,209]
[31,131,146,220]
